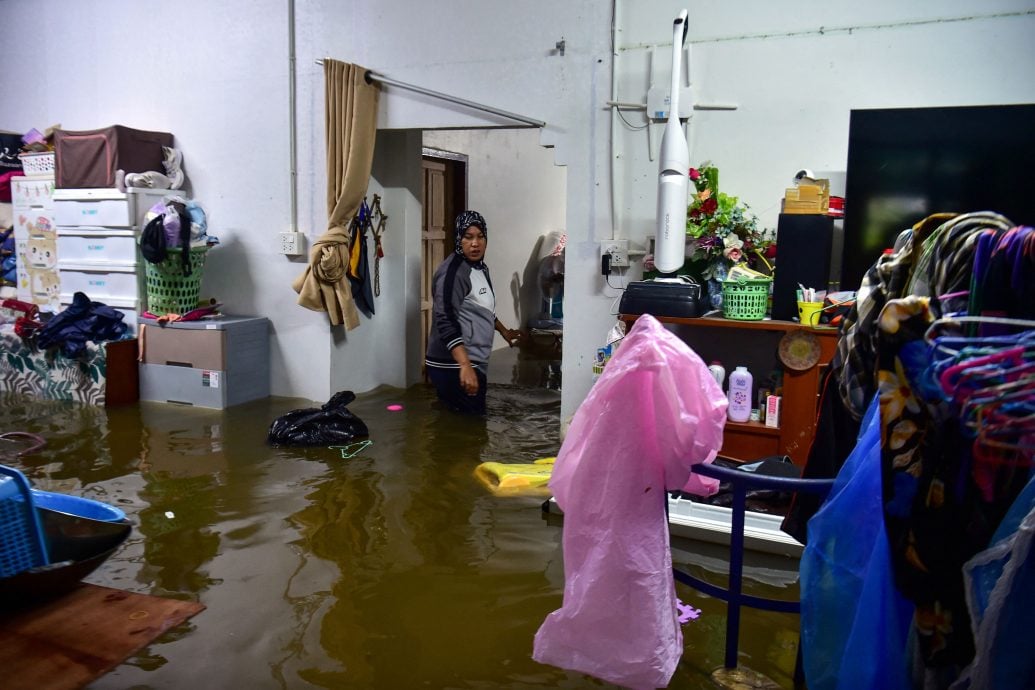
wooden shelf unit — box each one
[619,315,839,466]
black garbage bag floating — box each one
[267,391,369,446]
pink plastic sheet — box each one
[533,315,727,689]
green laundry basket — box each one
[145,247,208,314]
[721,277,771,321]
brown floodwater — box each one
[0,350,803,689]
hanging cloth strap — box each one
[370,194,387,296]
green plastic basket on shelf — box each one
[145,247,208,314]
[721,277,771,320]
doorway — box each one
[420,148,467,373]
[419,129,568,390]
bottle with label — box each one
[707,361,726,389]
[727,366,753,423]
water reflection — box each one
[0,359,805,689]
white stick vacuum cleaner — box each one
[654,9,690,276]
[619,9,702,317]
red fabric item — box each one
[2,298,39,319]
[0,170,20,202]
[14,315,43,339]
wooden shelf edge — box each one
[725,420,781,436]
[620,313,840,334]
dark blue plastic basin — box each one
[30,490,126,522]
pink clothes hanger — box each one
[939,346,1026,396]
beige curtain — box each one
[293,59,380,328]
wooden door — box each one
[421,153,467,375]
[422,159,448,368]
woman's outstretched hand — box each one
[500,327,524,348]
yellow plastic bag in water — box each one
[473,457,555,496]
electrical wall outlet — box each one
[600,239,629,268]
[278,231,304,256]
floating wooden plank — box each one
[0,583,204,690]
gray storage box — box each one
[139,316,269,408]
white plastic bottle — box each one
[727,366,753,423]
[707,361,726,389]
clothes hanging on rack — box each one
[796,216,1034,688]
[874,297,1032,673]
[804,301,1034,686]
[835,212,1012,423]
[786,213,1013,540]
[968,226,1035,330]
[904,212,1014,316]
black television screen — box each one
[841,104,1035,291]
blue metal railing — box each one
[671,462,834,676]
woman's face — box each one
[460,225,487,262]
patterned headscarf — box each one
[454,210,488,257]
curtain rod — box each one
[315,59,545,128]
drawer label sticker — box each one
[83,209,98,216]
[203,371,220,388]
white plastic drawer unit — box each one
[13,209,56,242]
[53,197,136,227]
[57,227,138,265]
[58,264,141,301]
[11,177,55,208]
[52,188,174,228]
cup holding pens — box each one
[798,301,824,326]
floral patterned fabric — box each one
[876,297,1029,676]
[0,325,110,405]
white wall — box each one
[2,0,1031,422]
[299,0,614,417]
[334,129,425,392]
[566,0,1035,422]
[609,0,1035,257]
[0,0,612,409]
[423,129,568,342]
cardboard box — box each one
[782,178,830,214]
[765,395,781,428]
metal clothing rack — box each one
[315,59,545,128]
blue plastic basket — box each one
[0,466,49,578]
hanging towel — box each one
[532,314,726,689]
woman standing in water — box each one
[425,210,522,414]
